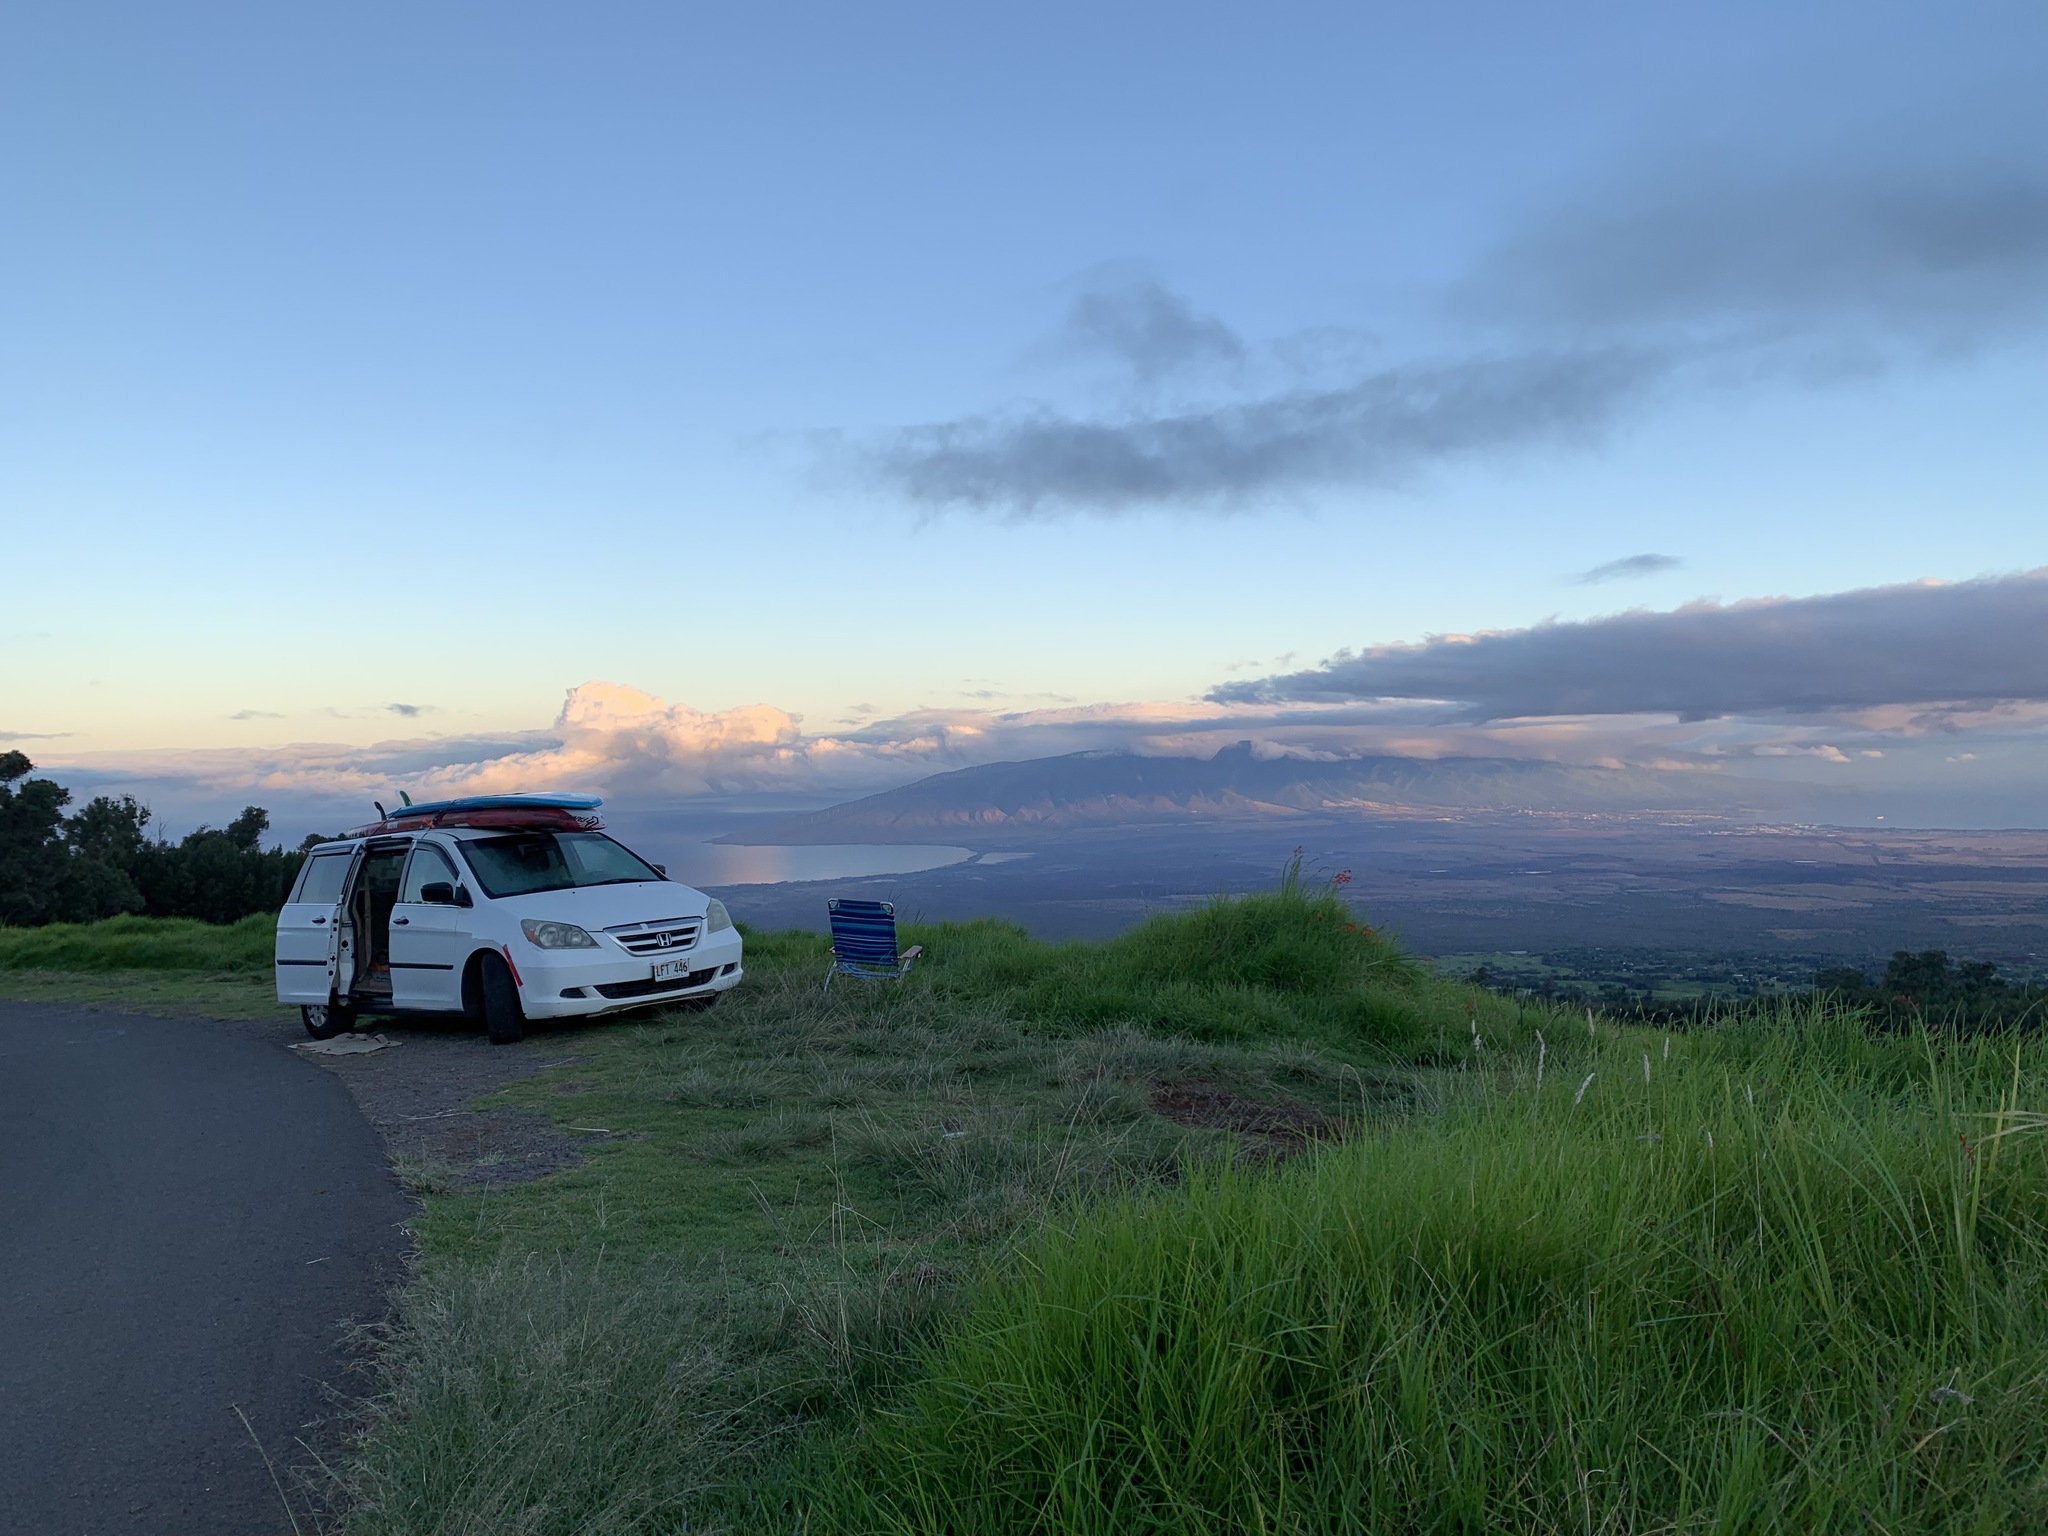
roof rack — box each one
[341,793,604,839]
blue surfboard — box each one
[389,792,602,817]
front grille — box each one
[594,966,719,1000]
[605,917,702,957]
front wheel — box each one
[302,1001,354,1040]
[476,952,525,1045]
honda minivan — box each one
[273,794,742,1043]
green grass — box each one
[0,913,281,1017]
[0,911,275,971]
[822,1012,2048,1533]
[912,885,1434,1052]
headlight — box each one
[521,919,599,949]
[703,899,733,933]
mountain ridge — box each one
[720,743,1807,845]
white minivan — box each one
[274,794,742,1043]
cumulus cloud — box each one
[1573,553,1683,585]
[41,667,2048,839]
[859,146,2048,517]
[42,566,2048,824]
[45,682,1626,811]
[1214,570,2048,721]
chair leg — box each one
[822,963,834,995]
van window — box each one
[457,832,662,898]
[400,843,461,902]
[296,852,352,905]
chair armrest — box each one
[900,945,925,961]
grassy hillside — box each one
[824,1012,2048,1533]
[335,881,2048,1535]
[0,911,275,971]
[340,881,1565,1534]
[12,884,2046,1533]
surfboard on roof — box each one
[394,793,601,816]
[341,792,604,839]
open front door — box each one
[390,841,470,1012]
[274,846,363,1005]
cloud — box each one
[1057,274,1245,382]
[38,653,2048,837]
[1457,160,2048,348]
[230,709,285,721]
[1573,553,1683,585]
[388,702,431,718]
[857,144,2048,517]
[1214,570,2048,721]
[865,347,1663,515]
[0,729,71,741]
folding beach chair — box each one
[824,898,924,991]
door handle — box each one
[312,917,327,925]
[393,916,410,926]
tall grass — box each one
[822,1016,2048,1534]
[345,1255,782,1536]
[902,879,1463,1057]
[0,911,275,971]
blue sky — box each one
[4,1,2045,828]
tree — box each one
[132,806,310,924]
[68,793,152,871]
[1,758,314,928]
[0,754,139,925]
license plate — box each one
[653,959,689,982]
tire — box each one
[477,952,525,1045]
[302,1001,354,1040]
[679,993,720,1013]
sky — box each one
[3,0,2046,833]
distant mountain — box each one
[725,743,1804,845]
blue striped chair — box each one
[824,898,924,991]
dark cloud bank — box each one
[1458,164,2048,342]
[871,347,1661,513]
[1213,571,2048,721]
[861,150,2048,516]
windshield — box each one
[457,831,663,898]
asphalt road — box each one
[0,1002,411,1535]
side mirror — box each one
[420,881,455,905]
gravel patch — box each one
[305,1021,593,1188]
